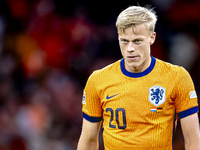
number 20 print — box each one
[106,108,127,129]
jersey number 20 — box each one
[106,108,127,129]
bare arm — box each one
[77,118,102,150]
[180,113,200,150]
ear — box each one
[150,32,156,45]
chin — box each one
[127,59,140,65]
[127,61,141,70]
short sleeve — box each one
[82,71,103,122]
[173,67,199,119]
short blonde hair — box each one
[116,6,157,33]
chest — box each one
[102,77,174,105]
[99,77,176,126]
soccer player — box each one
[77,6,200,150]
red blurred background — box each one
[0,0,199,149]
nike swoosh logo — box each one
[106,93,120,100]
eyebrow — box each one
[119,37,144,41]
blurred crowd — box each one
[0,0,199,149]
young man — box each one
[77,6,200,150]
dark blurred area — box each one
[0,0,199,149]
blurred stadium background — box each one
[0,0,199,149]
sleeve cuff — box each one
[83,112,102,122]
[178,106,199,119]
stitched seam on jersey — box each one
[89,71,101,103]
[173,67,185,99]
[170,67,179,102]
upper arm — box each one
[174,67,198,117]
[180,113,200,149]
[82,72,103,121]
[78,72,103,150]
[81,118,102,140]
[77,118,102,150]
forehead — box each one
[118,24,150,39]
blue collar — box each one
[120,56,156,78]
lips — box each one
[128,56,137,58]
[127,55,139,60]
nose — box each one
[127,42,135,52]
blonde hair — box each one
[116,6,157,33]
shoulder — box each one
[84,59,121,93]
[155,58,189,76]
[89,59,121,80]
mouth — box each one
[127,55,139,60]
[128,55,138,58]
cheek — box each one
[139,44,150,54]
[120,48,125,57]
[119,43,126,54]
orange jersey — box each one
[82,56,198,150]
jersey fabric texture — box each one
[82,56,199,150]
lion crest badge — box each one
[149,85,166,107]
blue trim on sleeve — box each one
[83,112,102,122]
[120,55,156,78]
[178,106,199,119]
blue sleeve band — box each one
[82,112,102,122]
[178,106,199,119]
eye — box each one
[134,39,142,44]
[135,40,141,43]
[122,39,128,43]
[136,40,140,42]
